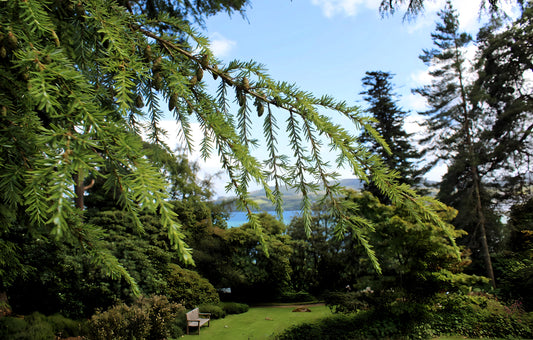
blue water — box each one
[226,210,300,228]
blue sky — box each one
[159,0,518,197]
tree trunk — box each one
[73,170,95,210]
[455,40,496,288]
[471,164,496,287]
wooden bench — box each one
[186,308,211,335]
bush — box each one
[198,303,226,319]
[220,302,249,315]
[47,313,87,337]
[278,292,533,339]
[138,295,186,340]
[430,292,533,338]
[165,264,220,309]
[324,291,371,314]
[279,291,316,303]
[87,295,185,340]
[0,317,31,339]
[0,312,55,340]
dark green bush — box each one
[0,317,30,339]
[0,312,55,340]
[220,302,249,314]
[47,313,86,337]
[198,303,226,319]
[430,293,533,338]
[165,264,220,309]
[324,291,371,313]
[279,291,316,303]
[87,295,185,340]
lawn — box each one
[182,306,508,340]
[183,304,332,339]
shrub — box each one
[220,302,249,314]
[430,292,533,338]
[0,312,55,340]
[0,317,30,339]
[279,291,316,303]
[47,313,86,337]
[165,264,220,309]
[0,312,86,340]
[199,303,226,319]
[138,295,185,340]
[87,295,184,340]
[88,303,150,340]
[324,291,371,314]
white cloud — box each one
[404,113,424,135]
[410,68,432,85]
[311,0,519,34]
[209,32,236,58]
[311,0,380,18]
[405,92,428,112]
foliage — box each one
[46,313,88,338]
[508,197,533,253]
[5,231,121,318]
[414,0,502,285]
[378,0,523,18]
[275,309,422,340]
[473,4,533,206]
[225,212,294,302]
[5,149,226,318]
[87,295,185,340]
[324,291,373,314]
[430,292,533,338]
[199,303,226,319]
[297,191,483,302]
[359,71,424,201]
[165,263,220,309]
[0,312,86,340]
[492,251,533,311]
[278,291,316,303]
[280,293,533,339]
[287,205,354,295]
[0,0,462,297]
[219,302,249,315]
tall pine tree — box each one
[359,71,424,202]
[414,1,497,286]
[473,4,533,207]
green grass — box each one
[183,304,331,339]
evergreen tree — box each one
[359,71,424,202]
[413,1,497,286]
[473,4,533,207]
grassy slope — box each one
[184,305,332,339]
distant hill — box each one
[215,178,365,212]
